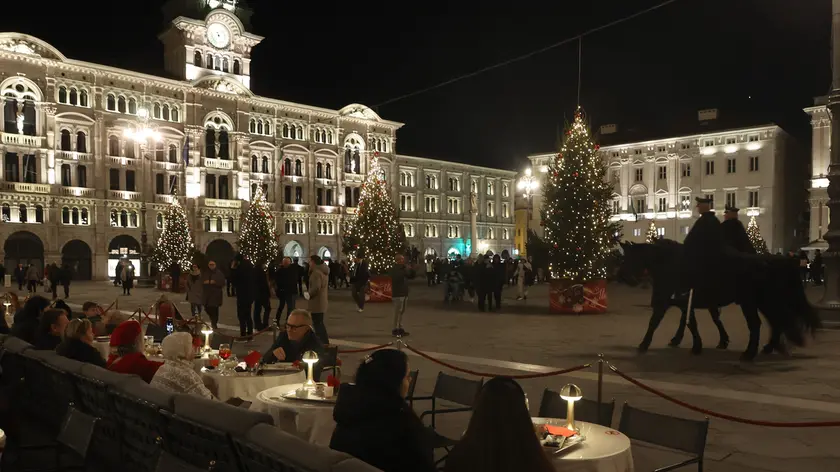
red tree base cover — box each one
[549,279,607,314]
[365,275,392,302]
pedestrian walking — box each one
[185,263,204,317]
[351,253,370,313]
[202,260,226,330]
[273,256,298,323]
[388,254,409,336]
[307,255,330,344]
[26,264,39,293]
[121,262,135,295]
[252,265,271,330]
[60,262,72,299]
[234,255,255,338]
[14,263,24,291]
[514,258,532,301]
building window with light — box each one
[487,201,495,217]
[658,197,667,213]
[634,168,643,182]
[705,160,715,175]
[487,181,495,196]
[404,223,414,237]
[612,199,620,214]
[680,195,691,210]
[502,203,509,218]
[502,183,509,197]
[658,166,667,180]
[749,190,759,207]
[727,158,736,174]
[705,193,715,208]
[726,192,736,209]
[681,163,691,177]
[425,196,437,213]
[749,156,759,172]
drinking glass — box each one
[208,353,220,368]
[219,344,231,360]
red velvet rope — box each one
[608,364,840,427]
[338,342,395,354]
[404,344,591,379]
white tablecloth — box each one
[532,418,634,472]
[92,339,110,360]
[251,383,336,446]
[204,371,306,403]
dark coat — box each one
[721,218,755,254]
[682,211,725,307]
[330,384,435,472]
[33,333,62,351]
[274,265,298,295]
[203,268,226,307]
[262,330,324,377]
[387,264,409,298]
[234,260,255,299]
[352,261,370,287]
[56,338,107,367]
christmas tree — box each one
[747,216,768,254]
[646,221,658,243]
[152,199,195,272]
[238,186,279,267]
[342,154,407,273]
[541,109,619,282]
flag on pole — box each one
[182,135,190,166]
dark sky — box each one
[0,0,830,170]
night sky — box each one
[0,0,829,170]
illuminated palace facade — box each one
[0,0,514,280]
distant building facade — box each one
[805,97,830,246]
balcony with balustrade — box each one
[108,156,140,168]
[153,161,182,171]
[202,198,242,209]
[2,182,51,194]
[61,187,96,198]
[55,150,94,162]
[1,132,45,148]
[109,190,141,201]
[203,157,235,170]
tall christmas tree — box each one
[646,221,658,243]
[342,154,407,273]
[541,110,619,281]
[746,216,768,254]
[238,186,279,267]
[152,199,195,271]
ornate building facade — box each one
[0,1,514,280]
[805,97,830,247]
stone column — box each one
[470,191,478,258]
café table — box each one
[149,349,218,373]
[251,383,336,446]
[532,417,634,472]
[203,369,306,403]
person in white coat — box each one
[514,258,532,301]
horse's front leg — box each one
[687,308,703,355]
[669,306,688,347]
[740,303,761,361]
[710,307,729,349]
[639,303,668,353]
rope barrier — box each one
[608,363,840,427]
[403,343,591,380]
[338,342,395,354]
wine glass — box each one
[219,344,231,360]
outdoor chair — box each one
[209,332,236,350]
[538,388,616,427]
[319,345,340,381]
[111,378,176,472]
[406,370,419,407]
[618,402,709,472]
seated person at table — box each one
[80,301,114,336]
[11,295,50,344]
[56,318,106,367]
[33,309,69,351]
[444,377,554,472]
[330,349,434,472]
[262,309,324,372]
[107,320,163,383]
[151,332,213,399]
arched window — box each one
[297,221,304,234]
[222,58,229,73]
[282,123,289,138]
[77,165,87,187]
[130,211,138,228]
[295,159,302,176]
[296,126,303,140]
[257,120,263,135]
[60,129,71,151]
[69,88,78,106]
[76,131,86,153]
[156,213,163,229]
[62,207,70,224]
[194,50,202,67]
[285,220,291,234]
[106,93,116,111]
[79,90,88,107]
[316,162,323,178]
[154,141,165,161]
[261,156,269,173]
[35,205,44,223]
[284,158,292,176]
[171,106,179,122]
[120,210,128,227]
[205,128,216,159]
[128,97,137,115]
[72,207,80,225]
[228,217,235,232]
[216,217,222,232]
[162,104,170,121]
[206,54,214,69]
[249,119,256,133]
[168,144,177,163]
[110,209,118,226]
[325,163,332,179]
[80,208,88,224]
[233,59,240,74]
[108,135,120,156]
[326,189,333,205]
[153,103,161,119]
[1,204,9,222]
[265,122,271,135]
[18,205,27,223]
[204,217,211,231]
[60,164,71,186]
[58,86,67,103]
[251,155,259,172]
[218,130,229,159]
[117,96,126,113]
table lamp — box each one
[302,350,319,387]
[560,383,583,431]
[201,328,213,351]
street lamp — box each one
[124,106,162,287]
[518,167,539,256]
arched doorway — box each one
[424,247,437,258]
[108,235,140,279]
[447,247,460,259]
[206,239,235,278]
[61,240,92,280]
[284,240,304,260]
[4,231,44,272]
[317,246,333,261]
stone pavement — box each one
[12,279,840,471]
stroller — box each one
[444,271,464,303]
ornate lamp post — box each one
[123,107,161,287]
[517,167,539,256]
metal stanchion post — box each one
[597,353,604,426]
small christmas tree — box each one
[342,154,407,273]
[152,199,195,272]
[747,216,768,254]
[238,186,279,267]
[541,109,619,281]
[646,221,658,243]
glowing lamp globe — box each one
[559,384,583,431]
[302,350,320,386]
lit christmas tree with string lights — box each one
[646,221,658,243]
[746,216,768,254]
[342,154,407,273]
[238,186,279,267]
[541,109,619,282]
[152,198,195,272]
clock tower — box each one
[159,0,263,90]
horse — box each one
[618,239,819,361]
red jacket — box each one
[107,352,164,383]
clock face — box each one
[207,23,230,49]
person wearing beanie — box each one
[106,320,162,383]
[150,332,213,398]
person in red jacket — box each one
[106,320,163,383]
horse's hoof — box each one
[761,344,773,354]
[691,346,703,355]
[717,339,730,350]
[775,345,790,356]
[740,351,757,362]
[637,343,650,353]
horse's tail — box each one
[759,256,821,347]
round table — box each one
[251,383,336,446]
[532,418,634,472]
[203,370,306,403]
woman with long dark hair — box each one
[444,377,554,472]
[330,349,434,472]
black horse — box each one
[618,239,819,360]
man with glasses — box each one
[262,309,324,377]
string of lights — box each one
[238,186,279,267]
[152,198,195,271]
[747,216,768,254]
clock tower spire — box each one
[159,0,263,90]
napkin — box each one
[244,351,261,367]
[292,360,301,368]
[545,425,576,437]
[192,335,202,348]
[326,374,339,388]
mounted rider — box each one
[681,196,726,308]
[721,205,755,254]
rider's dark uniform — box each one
[682,197,725,308]
[721,206,755,255]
